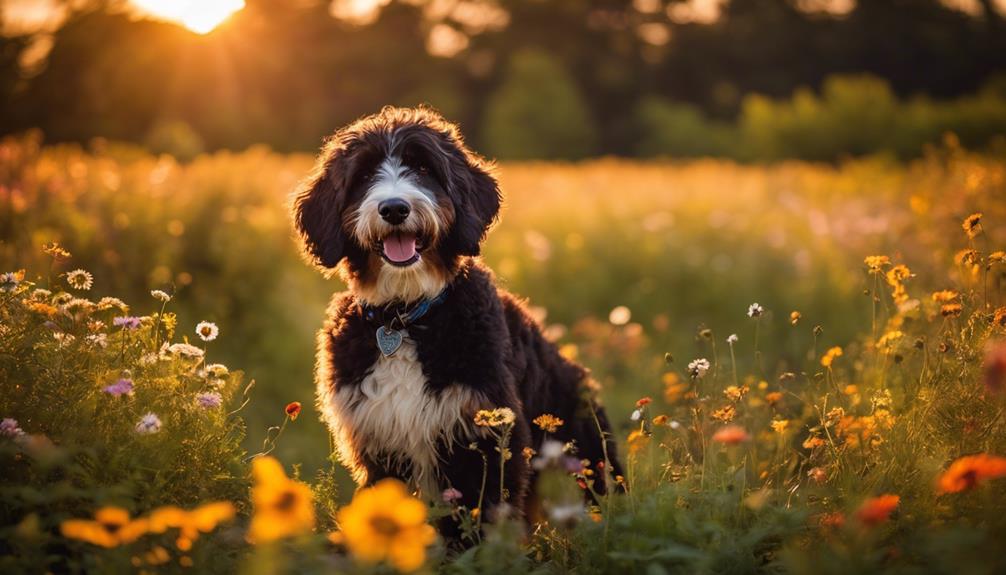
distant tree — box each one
[482,49,596,160]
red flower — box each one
[936,454,1006,494]
[712,425,751,445]
[635,397,652,408]
[285,402,302,421]
[856,494,899,526]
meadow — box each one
[2,131,1006,573]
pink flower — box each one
[442,487,463,504]
[103,378,134,397]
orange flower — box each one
[635,397,652,408]
[941,303,963,317]
[285,402,302,421]
[856,494,899,526]
[765,391,783,406]
[712,425,750,445]
[936,454,1006,494]
[627,430,650,454]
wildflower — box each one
[146,501,235,550]
[98,297,129,312]
[474,407,516,428]
[60,507,148,548]
[629,410,642,421]
[808,467,828,484]
[711,405,737,422]
[627,430,650,454]
[931,290,959,303]
[747,302,764,318]
[522,446,536,463]
[533,414,564,433]
[821,346,843,367]
[803,435,826,449]
[195,321,219,342]
[442,487,463,504]
[712,425,750,445]
[936,454,1006,494]
[990,251,1006,265]
[1,418,25,438]
[994,307,1006,328]
[864,255,890,272]
[285,401,302,420]
[699,328,713,339]
[608,305,631,326]
[43,241,71,260]
[956,249,980,266]
[548,502,585,527]
[687,358,710,378]
[135,413,162,435]
[66,269,94,291]
[336,478,436,572]
[103,378,134,397]
[856,494,899,526]
[86,333,109,348]
[166,343,204,358]
[941,303,963,317]
[877,330,903,351]
[962,212,983,238]
[652,414,669,426]
[790,311,801,325]
[0,271,21,292]
[204,363,230,377]
[723,385,748,402]
[196,392,223,409]
[663,372,689,403]
[635,397,651,408]
[113,316,143,330]
[248,456,315,543]
[727,333,738,344]
[151,290,172,302]
[771,419,789,433]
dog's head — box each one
[292,106,501,305]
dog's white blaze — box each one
[350,156,448,306]
[319,338,482,495]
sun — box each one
[131,0,245,34]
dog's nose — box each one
[378,198,411,225]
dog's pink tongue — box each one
[383,233,417,262]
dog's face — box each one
[292,107,501,304]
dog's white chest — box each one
[331,339,478,491]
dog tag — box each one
[376,326,404,357]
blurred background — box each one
[1,0,1005,486]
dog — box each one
[291,106,623,528]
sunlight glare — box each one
[131,0,245,34]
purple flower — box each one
[1,418,24,438]
[442,487,463,504]
[103,378,134,397]
[196,392,223,409]
[113,316,143,330]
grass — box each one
[1,132,1005,573]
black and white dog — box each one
[292,106,622,525]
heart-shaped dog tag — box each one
[376,326,404,357]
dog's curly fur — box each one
[291,106,622,529]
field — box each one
[2,132,1006,573]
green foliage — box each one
[633,97,736,158]
[483,50,597,160]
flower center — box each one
[369,515,400,537]
[275,489,299,513]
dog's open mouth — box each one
[380,231,424,267]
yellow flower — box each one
[990,251,1006,265]
[821,346,843,367]
[931,290,959,303]
[61,506,148,548]
[955,249,980,266]
[962,212,983,238]
[627,429,650,454]
[789,311,801,325]
[941,303,963,317]
[770,419,789,433]
[994,307,1006,327]
[877,330,903,351]
[711,404,737,423]
[652,414,669,426]
[723,385,749,402]
[474,407,516,428]
[336,479,437,573]
[533,414,564,433]
[864,255,890,272]
[248,456,315,544]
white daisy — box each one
[747,303,764,318]
[195,321,219,342]
[66,269,94,291]
[167,343,205,358]
[687,358,711,378]
[151,290,172,302]
[727,333,739,344]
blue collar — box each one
[361,288,449,330]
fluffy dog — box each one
[292,106,622,528]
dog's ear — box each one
[448,153,502,257]
[292,141,351,269]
